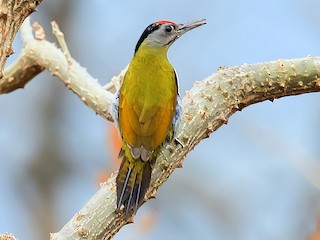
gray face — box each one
[136,19,206,52]
[143,23,179,48]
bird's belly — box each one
[120,82,176,150]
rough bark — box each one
[2,17,320,240]
[50,56,320,240]
[0,0,42,78]
[0,233,17,240]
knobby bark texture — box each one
[2,18,320,239]
[51,57,320,240]
[0,233,17,240]
[0,0,42,78]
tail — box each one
[116,154,152,216]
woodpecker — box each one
[111,19,206,216]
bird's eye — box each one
[165,25,174,33]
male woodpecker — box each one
[111,19,206,216]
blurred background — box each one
[1,0,320,239]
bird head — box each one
[135,19,207,53]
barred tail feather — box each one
[116,155,152,216]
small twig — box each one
[32,22,46,40]
[2,18,115,120]
[51,21,72,65]
[103,66,128,93]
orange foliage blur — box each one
[138,210,157,234]
[96,124,122,184]
[309,215,320,240]
[109,124,122,169]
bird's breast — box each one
[119,53,178,150]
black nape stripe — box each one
[134,23,160,54]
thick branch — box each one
[0,0,42,78]
[2,18,118,121]
[51,57,320,239]
[0,48,44,93]
[3,18,320,240]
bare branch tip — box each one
[32,21,46,40]
[51,21,72,64]
[51,21,64,37]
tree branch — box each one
[2,18,320,239]
[1,18,118,121]
[0,0,42,78]
[50,56,320,240]
[0,233,17,240]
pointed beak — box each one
[176,18,207,37]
